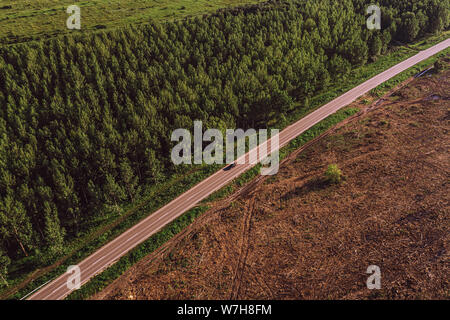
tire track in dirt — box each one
[230,197,256,299]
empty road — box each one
[28,38,449,300]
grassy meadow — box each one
[0,0,265,44]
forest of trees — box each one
[0,0,448,283]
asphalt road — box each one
[28,38,449,300]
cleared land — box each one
[0,0,264,44]
[95,59,450,300]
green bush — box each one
[325,164,343,184]
[434,59,445,72]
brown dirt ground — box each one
[94,63,450,300]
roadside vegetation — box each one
[434,59,445,72]
[0,0,449,298]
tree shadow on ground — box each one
[282,177,330,201]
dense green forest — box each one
[0,0,448,284]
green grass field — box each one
[0,0,265,44]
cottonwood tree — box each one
[0,194,33,257]
[103,174,126,211]
[398,12,420,42]
[43,201,65,256]
[0,250,10,287]
[120,160,138,201]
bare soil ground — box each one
[94,63,449,300]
